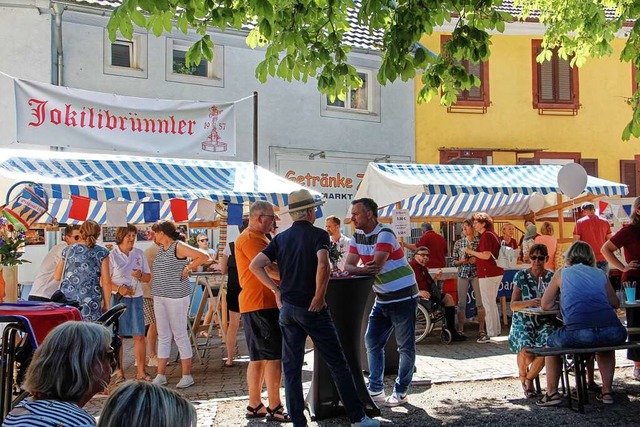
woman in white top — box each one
[108,224,151,382]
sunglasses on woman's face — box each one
[530,255,547,261]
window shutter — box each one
[557,57,572,102]
[579,159,598,177]
[466,61,483,100]
[621,160,638,197]
[111,42,132,68]
[539,60,554,101]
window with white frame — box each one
[166,39,223,87]
[321,68,380,122]
[103,31,148,79]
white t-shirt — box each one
[109,246,150,298]
[30,243,67,299]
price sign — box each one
[392,209,411,237]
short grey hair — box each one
[290,209,308,221]
[249,200,273,216]
[97,381,197,427]
[24,321,111,402]
[421,222,433,232]
[565,240,596,267]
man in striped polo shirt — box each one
[345,198,419,407]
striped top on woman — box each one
[151,241,190,299]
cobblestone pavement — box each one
[85,322,635,425]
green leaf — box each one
[177,13,188,34]
[162,11,173,32]
[119,16,134,40]
[131,10,146,28]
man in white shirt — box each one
[28,225,81,301]
[325,215,350,271]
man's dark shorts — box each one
[242,308,282,361]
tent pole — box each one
[557,194,565,240]
[253,91,258,166]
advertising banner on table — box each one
[14,79,235,158]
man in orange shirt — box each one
[235,200,288,422]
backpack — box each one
[494,244,519,270]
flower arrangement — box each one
[329,241,345,270]
[0,217,29,266]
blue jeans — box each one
[547,325,627,348]
[365,297,418,395]
[279,303,365,427]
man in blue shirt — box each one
[250,189,379,427]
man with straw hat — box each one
[250,189,380,427]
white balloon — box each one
[557,163,588,199]
[528,193,545,212]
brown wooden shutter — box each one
[579,159,598,177]
[621,160,638,197]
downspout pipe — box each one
[52,2,64,86]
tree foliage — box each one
[108,0,640,140]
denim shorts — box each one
[547,325,627,348]
[113,296,146,336]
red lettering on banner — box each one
[21,100,203,137]
[27,99,47,127]
[64,104,77,127]
[284,170,361,189]
[50,108,61,125]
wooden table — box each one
[513,307,560,316]
[188,272,227,364]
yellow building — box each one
[416,24,639,198]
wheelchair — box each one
[415,298,452,344]
[0,303,127,421]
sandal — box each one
[536,391,563,407]
[136,372,152,381]
[245,403,267,419]
[596,392,614,404]
[266,403,291,423]
[587,382,602,393]
[520,376,537,399]
[113,375,126,385]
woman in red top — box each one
[602,196,640,381]
[466,212,504,342]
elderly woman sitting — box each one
[3,321,115,426]
[508,243,558,399]
[97,380,196,427]
[537,241,627,406]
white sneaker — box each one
[176,375,194,389]
[477,334,490,344]
[152,374,167,386]
[352,415,381,427]
[368,389,386,404]
[633,367,640,381]
[384,391,408,407]
[147,357,158,367]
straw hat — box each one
[282,189,324,213]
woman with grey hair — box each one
[536,241,626,406]
[3,321,114,426]
[96,381,196,427]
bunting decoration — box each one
[170,199,189,222]
[227,203,243,226]
[143,201,160,223]
[69,195,91,221]
[315,206,323,219]
[623,205,632,217]
[599,200,609,214]
[105,201,128,226]
[196,198,216,221]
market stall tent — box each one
[0,148,320,224]
[355,163,628,237]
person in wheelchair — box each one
[410,247,466,342]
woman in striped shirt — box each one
[149,220,208,389]
[3,322,114,427]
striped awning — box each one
[0,149,320,223]
[355,163,628,219]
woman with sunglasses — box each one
[3,321,114,426]
[54,220,110,321]
[195,234,221,337]
[508,243,558,399]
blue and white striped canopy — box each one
[0,149,320,223]
[356,163,628,219]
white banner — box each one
[14,79,235,157]
[392,208,411,237]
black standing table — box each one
[305,275,381,420]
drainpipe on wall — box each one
[52,2,64,86]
